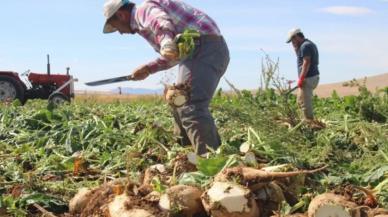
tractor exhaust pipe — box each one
[47,54,51,75]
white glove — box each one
[160,40,179,60]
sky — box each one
[0,0,387,91]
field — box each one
[1,81,388,216]
[315,73,388,97]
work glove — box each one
[161,40,179,61]
[297,74,305,88]
[131,65,150,81]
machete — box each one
[85,75,135,86]
[285,86,298,96]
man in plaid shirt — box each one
[103,0,230,155]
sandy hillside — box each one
[315,73,388,97]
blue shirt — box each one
[297,39,319,77]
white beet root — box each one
[186,152,198,165]
[272,214,307,217]
[69,187,93,214]
[202,182,260,217]
[108,194,155,217]
[308,193,361,217]
[215,166,327,185]
[243,152,258,167]
[262,164,295,172]
[159,185,205,217]
[149,164,166,173]
[165,88,188,107]
[239,142,251,153]
[173,95,188,107]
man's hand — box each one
[131,65,150,81]
[298,74,305,88]
[161,41,179,61]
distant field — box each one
[75,92,161,103]
[75,73,388,102]
[315,73,388,97]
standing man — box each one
[103,0,230,155]
[287,28,320,121]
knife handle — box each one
[127,75,135,80]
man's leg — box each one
[171,53,194,147]
[298,75,319,120]
[176,37,229,155]
[172,108,191,146]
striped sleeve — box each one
[140,2,176,47]
[147,56,179,74]
[138,2,179,73]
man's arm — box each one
[138,3,179,74]
[147,57,179,74]
[301,56,311,79]
[298,43,314,88]
[297,56,311,88]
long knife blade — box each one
[285,86,298,96]
[85,75,134,86]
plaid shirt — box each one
[130,0,221,73]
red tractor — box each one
[0,55,77,105]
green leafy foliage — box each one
[197,156,228,176]
[19,193,67,213]
[0,83,387,215]
[176,29,200,59]
[178,172,211,188]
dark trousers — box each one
[172,36,230,155]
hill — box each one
[315,73,388,97]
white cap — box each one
[103,0,130,33]
[286,28,302,43]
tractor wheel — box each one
[0,76,25,103]
[48,93,70,106]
